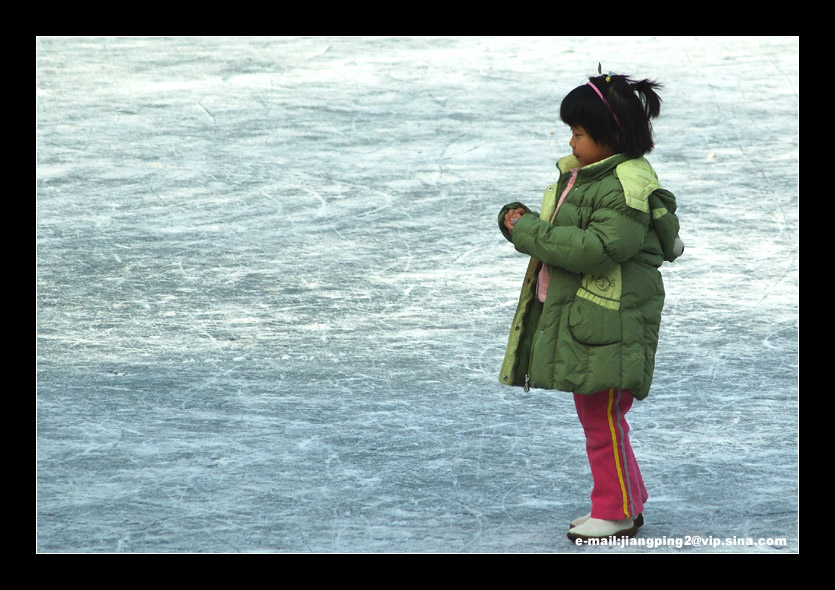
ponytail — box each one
[603,74,663,158]
[630,78,662,121]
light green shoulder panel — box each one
[616,157,660,213]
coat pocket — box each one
[567,296,622,346]
[567,267,623,346]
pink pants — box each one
[574,388,648,520]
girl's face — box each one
[569,126,616,167]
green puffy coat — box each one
[498,153,682,400]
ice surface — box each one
[36,36,798,553]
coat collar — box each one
[556,153,661,213]
[556,153,629,179]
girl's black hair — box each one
[560,74,662,159]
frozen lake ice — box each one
[36,36,798,553]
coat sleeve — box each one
[510,189,648,276]
[497,201,537,243]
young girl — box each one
[497,72,683,542]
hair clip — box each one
[597,63,614,82]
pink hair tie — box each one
[587,81,623,133]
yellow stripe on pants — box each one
[606,388,630,519]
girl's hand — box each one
[504,208,526,233]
